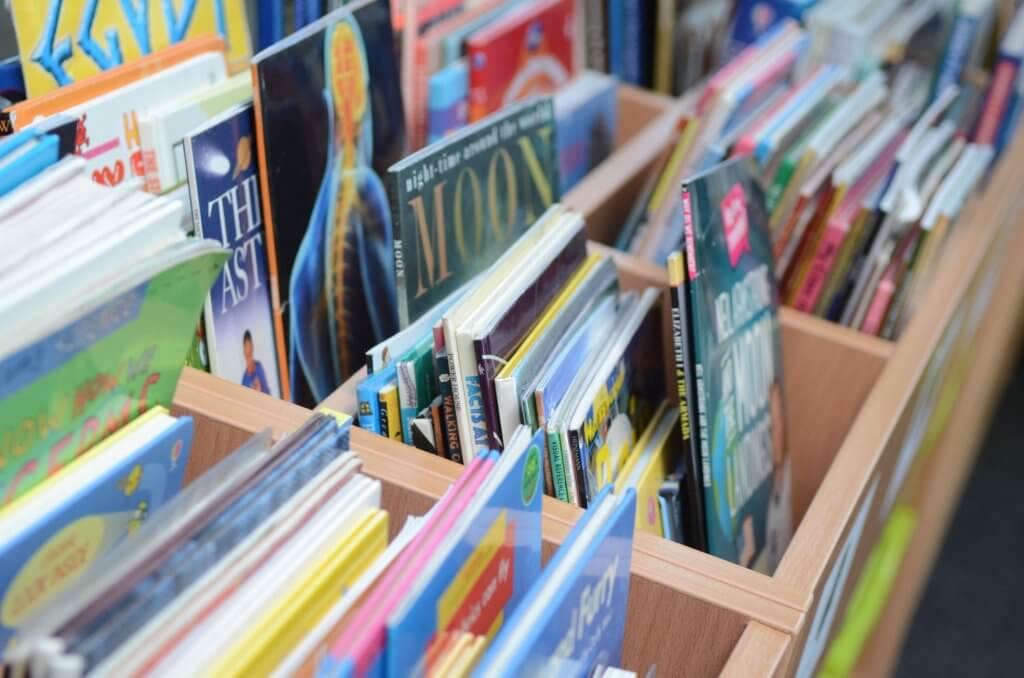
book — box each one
[388,96,558,329]
[615,402,677,538]
[680,156,792,570]
[9,0,252,97]
[0,129,60,197]
[427,59,470,144]
[0,56,26,106]
[931,0,996,102]
[140,72,252,194]
[471,486,635,677]
[554,70,617,194]
[183,103,283,399]
[976,6,1024,144]
[252,0,406,404]
[0,408,192,645]
[466,0,575,122]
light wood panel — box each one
[722,623,793,678]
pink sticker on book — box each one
[720,183,751,268]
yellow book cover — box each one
[11,0,252,97]
[785,182,848,305]
[652,0,675,94]
[615,402,675,537]
[381,384,401,441]
[208,508,389,678]
[447,633,488,678]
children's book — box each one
[616,402,677,538]
[680,156,792,571]
[389,97,558,329]
[471,486,636,677]
[554,70,617,193]
[0,408,192,646]
[252,0,406,405]
[427,59,470,144]
[466,0,576,122]
[184,103,283,399]
[0,129,60,197]
[0,56,26,106]
[9,0,251,97]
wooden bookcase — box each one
[167,90,1024,676]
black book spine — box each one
[433,326,462,463]
[567,427,589,509]
[474,336,505,452]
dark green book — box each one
[387,97,559,328]
[680,155,791,572]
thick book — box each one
[388,97,559,329]
[184,103,284,398]
[0,245,227,506]
[680,156,793,571]
[10,0,251,97]
[471,486,635,677]
[0,409,192,645]
[465,0,576,122]
[252,0,406,404]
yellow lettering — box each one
[454,168,484,262]
[409,182,451,300]
[488,148,517,241]
[516,128,554,222]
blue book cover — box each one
[427,60,470,144]
[0,130,59,197]
[606,0,625,78]
[185,104,284,399]
[471,486,636,677]
[356,363,398,433]
[0,412,193,646]
[932,7,984,101]
[555,73,618,193]
[0,56,26,103]
[728,0,818,56]
[681,156,791,571]
[383,428,546,677]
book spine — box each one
[396,360,418,444]
[606,0,625,78]
[793,221,845,313]
[474,337,505,452]
[547,426,570,502]
[412,40,430,150]
[430,399,445,456]
[622,0,642,85]
[861,267,897,336]
[680,188,710,491]
[976,56,1021,144]
[567,427,588,508]
[433,326,461,463]
[932,12,978,100]
[584,0,607,72]
[377,390,390,438]
[389,178,411,330]
[467,43,487,123]
[494,376,522,446]
[668,252,708,550]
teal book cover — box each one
[680,156,792,571]
[388,97,559,328]
[0,414,193,646]
[383,427,546,677]
[470,486,636,677]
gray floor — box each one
[896,349,1024,677]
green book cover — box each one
[388,97,559,328]
[680,156,791,571]
[0,245,228,506]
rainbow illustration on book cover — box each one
[252,0,405,405]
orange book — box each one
[5,36,226,131]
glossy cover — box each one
[0,56,26,105]
[388,97,558,328]
[252,0,406,404]
[0,413,193,645]
[385,428,545,677]
[471,486,635,677]
[0,131,59,197]
[554,71,617,193]
[184,103,283,398]
[0,248,227,506]
[466,0,575,122]
[681,156,792,571]
[10,0,251,96]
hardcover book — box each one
[389,97,559,329]
[252,0,406,404]
[184,103,283,398]
[0,409,193,645]
[680,156,792,571]
[554,70,617,193]
[10,0,252,97]
[466,0,576,122]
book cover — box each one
[681,156,792,571]
[975,7,1024,144]
[0,246,228,506]
[184,103,283,399]
[466,0,575,122]
[616,403,676,538]
[385,428,545,676]
[554,70,617,194]
[388,97,558,328]
[427,60,470,145]
[0,130,60,197]
[470,486,635,677]
[10,0,251,97]
[252,0,406,404]
[0,56,26,105]
[0,411,193,646]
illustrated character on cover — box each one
[290,14,398,402]
[241,330,270,394]
[501,19,570,107]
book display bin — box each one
[168,87,1024,677]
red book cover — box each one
[466,0,575,122]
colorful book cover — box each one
[680,156,792,571]
[0,130,60,197]
[728,0,819,55]
[0,56,26,106]
[252,0,406,404]
[470,486,635,677]
[184,103,283,398]
[0,410,193,646]
[466,0,575,122]
[554,70,617,194]
[0,246,228,507]
[975,7,1024,144]
[616,403,676,538]
[10,0,252,97]
[388,97,558,329]
[427,59,469,144]
[384,428,546,677]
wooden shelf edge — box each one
[721,623,793,678]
